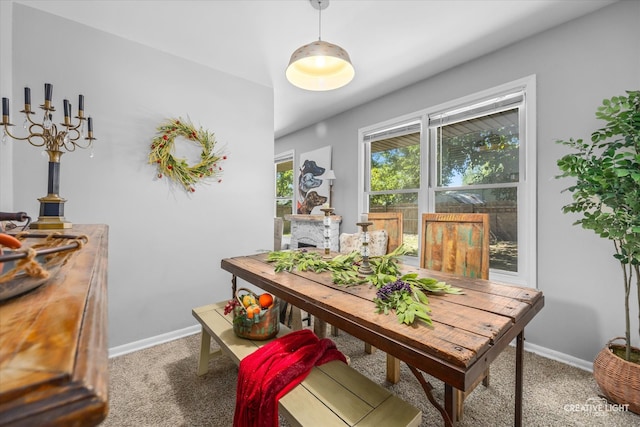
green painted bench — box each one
[192,301,422,427]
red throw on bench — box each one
[233,329,347,427]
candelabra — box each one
[2,83,95,229]
[356,220,374,275]
[320,207,334,258]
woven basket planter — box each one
[593,337,640,414]
[233,288,279,341]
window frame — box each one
[358,117,424,215]
[274,149,295,223]
[359,75,537,288]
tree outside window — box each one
[275,159,293,235]
[433,108,520,272]
[367,130,420,255]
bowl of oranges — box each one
[232,288,279,340]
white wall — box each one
[0,1,14,211]
[5,4,274,347]
[276,1,640,366]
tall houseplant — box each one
[557,90,640,410]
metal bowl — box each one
[0,250,63,301]
[0,234,85,302]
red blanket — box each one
[233,329,347,427]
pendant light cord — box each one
[318,0,322,41]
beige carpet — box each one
[103,329,640,426]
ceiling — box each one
[14,0,616,138]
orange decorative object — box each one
[0,234,22,274]
[0,233,22,249]
[258,293,274,309]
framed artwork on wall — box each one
[297,146,332,215]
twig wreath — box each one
[149,118,227,193]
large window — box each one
[431,95,522,273]
[275,151,294,238]
[363,121,421,255]
[360,76,536,287]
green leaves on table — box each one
[398,273,464,295]
[374,279,433,326]
[266,250,367,285]
[266,245,463,326]
[372,274,462,326]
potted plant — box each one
[556,90,640,412]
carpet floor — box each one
[103,330,640,426]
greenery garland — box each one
[266,245,463,326]
[149,118,227,192]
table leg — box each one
[314,318,327,339]
[444,384,459,426]
[515,331,524,427]
[289,305,303,330]
[231,275,237,298]
[386,354,401,384]
[407,364,455,427]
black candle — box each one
[78,94,84,111]
[24,87,31,105]
[87,116,93,132]
[63,99,70,117]
[44,83,53,101]
[2,97,8,117]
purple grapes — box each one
[376,280,411,301]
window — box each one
[275,151,294,239]
[430,94,522,274]
[362,120,421,256]
[360,76,536,287]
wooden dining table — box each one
[220,251,544,426]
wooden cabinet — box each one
[0,224,109,426]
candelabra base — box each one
[30,215,72,229]
[30,195,72,229]
[30,216,72,229]
[358,264,374,275]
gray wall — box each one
[275,1,640,366]
[0,1,14,210]
[4,4,275,348]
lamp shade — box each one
[286,40,355,91]
[323,169,336,180]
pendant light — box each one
[286,0,355,91]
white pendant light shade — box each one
[286,0,354,91]
[286,40,355,91]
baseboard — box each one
[524,341,593,372]
[108,324,201,358]
[108,324,595,372]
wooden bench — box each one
[192,301,422,427]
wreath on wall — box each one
[149,118,227,192]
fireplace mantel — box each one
[285,214,342,251]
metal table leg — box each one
[407,364,455,427]
[515,331,524,427]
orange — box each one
[246,304,261,319]
[259,293,274,309]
